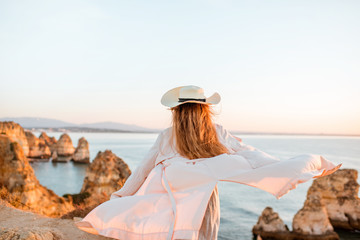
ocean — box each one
[29,131,360,240]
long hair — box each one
[171,103,228,160]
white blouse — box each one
[110,124,239,240]
[76,124,340,240]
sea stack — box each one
[80,150,131,206]
[0,121,29,156]
[252,207,290,240]
[72,137,90,163]
[292,193,339,239]
[25,131,51,160]
[308,169,360,230]
[39,131,57,153]
[52,133,75,162]
[0,135,74,217]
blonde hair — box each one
[171,103,228,160]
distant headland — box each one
[0,117,159,133]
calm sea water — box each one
[30,131,360,240]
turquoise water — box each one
[30,132,360,239]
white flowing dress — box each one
[75,124,341,240]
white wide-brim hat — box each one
[161,85,221,108]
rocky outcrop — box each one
[80,150,131,206]
[0,135,74,217]
[253,204,339,240]
[292,193,339,239]
[72,137,90,163]
[252,207,290,240]
[253,169,360,240]
[61,203,98,220]
[39,132,57,153]
[0,200,112,240]
[25,131,51,160]
[51,150,58,161]
[0,227,63,240]
[0,121,29,156]
[52,133,75,162]
[309,169,360,230]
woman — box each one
[76,85,341,240]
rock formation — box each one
[253,169,360,240]
[252,207,290,240]
[308,169,360,230]
[39,132,57,153]
[292,193,339,239]
[52,133,75,162]
[80,150,131,206]
[51,150,58,161]
[72,137,90,163]
[0,200,112,240]
[25,131,51,160]
[253,204,339,240]
[0,135,74,217]
[0,227,63,240]
[0,121,29,156]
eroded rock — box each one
[0,135,74,217]
[0,200,112,240]
[39,132,57,153]
[25,131,51,159]
[309,169,360,230]
[253,169,360,239]
[52,133,75,162]
[72,137,90,163]
[80,150,131,206]
[0,121,29,156]
[293,193,338,239]
[252,207,290,240]
[0,227,63,240]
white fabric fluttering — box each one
[76,124,341,240]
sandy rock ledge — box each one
[0,201,113,240]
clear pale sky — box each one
[1,0,359,135]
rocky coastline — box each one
[1,121,91,163]
[1,120,359,240]
[0,121,131,239]
[0,134,74,217]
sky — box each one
[1,0,359,135]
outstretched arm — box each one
[110,131,164,199]
[213,124,340,198]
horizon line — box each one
[26,126,360,138]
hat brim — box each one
[161,86,221,108]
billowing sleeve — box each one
[216,124,280,168]
[110,131,164,199]
[209,125,342,199]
